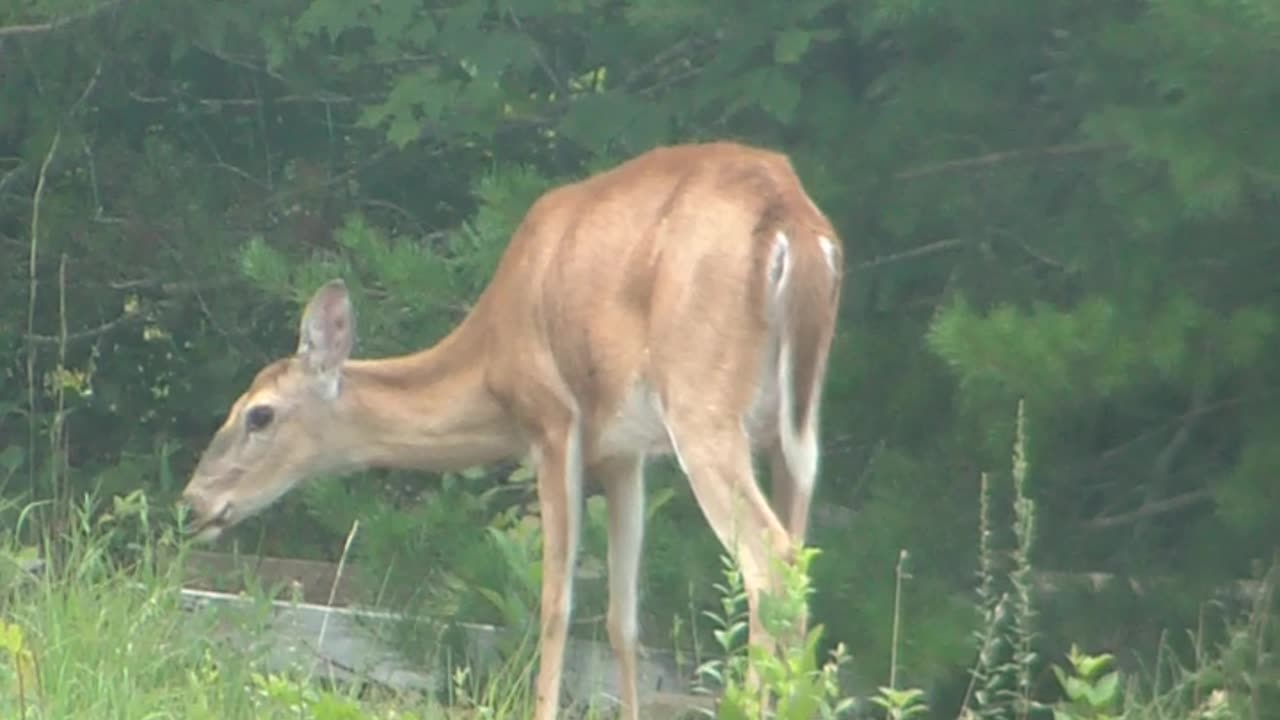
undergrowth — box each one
[0,400,1275,719]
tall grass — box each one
[0,494,268,719]
[0,491,473,719]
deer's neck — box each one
[334,326,525,473]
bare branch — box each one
[194,42,287,83]
[128,90,360,108]
[1084,488,1215,529]
[26,310,143,345]
[0,161,24,197]
[1154,384,1210,482]
[622,33,708,92]
[0,1,121,37]
[361,198,430,238]
[210,159,272,189]
[1015,238,1072,272]
[895,142,1124,181]
[107,276,241,293]
[856,237,966,269]
[70,59,104,113]
[631,65,709,98]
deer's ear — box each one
[297,279,356,392]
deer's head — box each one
[180,279,356,541]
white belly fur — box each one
[595,381,673,459]
[595,345,782,461]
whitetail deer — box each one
[180,141,844,719]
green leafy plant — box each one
[251,671,389,720]
[1051,646,1122,720]
[870,686,930,720]
[961,400,1042,720]
[695,547,856,719]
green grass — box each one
[0,429,1274,720]
[0,496,447,720]
[0,491,854,720]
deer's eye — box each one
[245,405,275,432]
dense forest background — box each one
[2,0,1278,716]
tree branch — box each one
[128,90,360,108]
[107,276,241,293]
[194,42,286,83]
[1084,488,1215,529]
[0,1,121,37]
[856,237,966,269]
[26,310,144,345]
[895,142,1124,181]
[622,33,711,93]
[1154,384,1210,483]
[0,161,24,197]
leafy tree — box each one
[2,0,1277,714]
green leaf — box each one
[557,91,667,151]
[385,112,422,149]
[507,462,535,484]
[745,66,802,124]
[294,0,367,42]
[1063,674,1092,701]
[1075,650,1114,680]
[774,28,811,64]
[715,696,753,720]
[1088,670,1120,707]
[0,619,24,654]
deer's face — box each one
[180,279,356,542]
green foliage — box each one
[695,547,857,719]
[0,492,491,719]
[0,484,1274,718]
[249,671,422,720]
[0,494,256,719]
[962,402,1042,720]
[4,0,1280,716]
[1051,646,1123,720]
